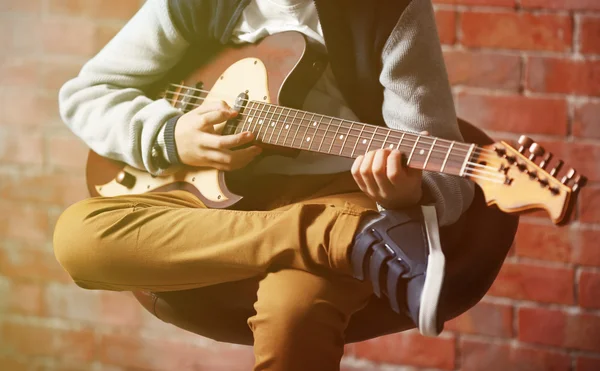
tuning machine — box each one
[518,135,534,154]
[528,143,544,161]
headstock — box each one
[469,135,587,225]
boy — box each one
[54,1,474,370]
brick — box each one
[580,186,600,224]
[445,301,513,337]
[48,0,141,20]
[577,356,600,371]
[444,51,521,90]
[580,16,600,55]
[456,93,568,136]
[433,0,515,6]
[2,321,95,361]
[461,339,571,371]
[538,140,600,183]
[41,59,84,91]
[99,291,143,327]
[7,281,44,316]
[0,170,88,207]
[574,101,600,139]
[352,331,455,369]
[514,222,573,262]
[0,89,46,126]
[0,0,42,13]
[42,18,96,57]
[44,283,102,322]
[94,22,125,52]
[99,333,255,370]
[1,16,43,56]
[0,200,49,243]
[579,270,600,309]
[518,307,600,352]
[0,244,71,283]
[527,57,600,96]
[461,11,572,52]
[435,9,456,45]
[573,229,600,267]
[0,57,40,87]
[522,0,600,11]
[488,262,574,304]
[47,134,90,170]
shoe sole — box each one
[419,205,445,337]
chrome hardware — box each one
[116,171,136,189]
[528,143,544,161]
[561,168,576,184]
[518,135,533,153]
[550,160,564,177]
[540,152,553,169]
[572,175,587,193]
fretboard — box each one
[224,101,476,177]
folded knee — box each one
[53,197,132,282]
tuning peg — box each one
[528,143,544,161]
[572,175,587,193]
[561,168,576,184]
[518,135,534,153]
[549,160,564,177]
[539,152,553,169]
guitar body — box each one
[86,32,327,208]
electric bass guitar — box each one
[85,32,586,225]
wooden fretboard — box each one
[224,100,477,177]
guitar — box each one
[86,32,586,226]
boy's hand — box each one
[174,101,262,170]
[351,147,423,210]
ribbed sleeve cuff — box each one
[164,114,183,165]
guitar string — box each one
[165,84,499,158]
[162,89,508,180]
[238,104,506,180]
[163,91,506,180]
[165,86,498,159]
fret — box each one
[288,109,304,148]
[328,119,343,154]
[256,103,272,142]
[422,138,437,170]
[292,111,310,149]
[267,106,284,144]
[407,135,420,165]
[242,101,256,133]
[351,124,365,157]
[249,102,263,135]
[396,132,406,151]
[303,113,317,150]
[440,142,455,173]
[338,121,353,156]
[282,108,299,147]
[274,106,290,146]
[459,144,476,176]
[366,127,377,153]
[382,128,391,149]
[317,117,331,152]
[265,105,279,144]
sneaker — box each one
[350,204,445,336]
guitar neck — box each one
[226,100,478,177]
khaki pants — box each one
[54,171,392,370]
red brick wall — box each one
[1,0,598,370]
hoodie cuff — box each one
[162,114,183,166]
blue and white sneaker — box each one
[350,204,445,337]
